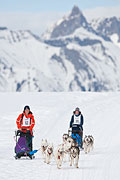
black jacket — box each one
[70,113,84,131]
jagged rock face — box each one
[0,6,120,92]
[50,6,88,38]
[91,17,120,42]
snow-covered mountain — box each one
[90,16,120,47]
[0,6,120,92]
[43,6,89,39]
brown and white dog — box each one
[41,139,48,160]
[55,144,65,169]
[45,143,54,164]
[83,135,94,154]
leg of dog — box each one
[68,152,70,162]
[75,155,79,168]
[85,147,88,154]
[48,155,51,164]
[63,152,66,162]
[70,155,74,167]
[48,155,50,164]
[70,155,72,166]
[84,145,88,154]
[41,148,46,161]
[41,150,44,159]
[87,147,90,154]
[48,154,52,164]
[88,146,91,153]
[46,153,49,164]
[57,157,62,169]
[44,152,47,163]
[55,151,62,169]
[42,151,45,162]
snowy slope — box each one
[0,92,120,180]
[0,29,62,92]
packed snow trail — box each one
[0,92,120,180]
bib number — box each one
[73,115,81,125]
[22,117,30,127]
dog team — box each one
[41,133,94,169]
[16,106,94,168]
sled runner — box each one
[14,130,34,159]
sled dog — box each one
[41,139,48,160]
[83,135,94,154]
[45,143,54,164]
[70,146,80,168]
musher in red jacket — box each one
[16,105,35,151]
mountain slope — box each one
[43,6,120,91]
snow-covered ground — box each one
[0,92,120,180]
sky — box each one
[0,0,120,12]
[0,0,120,35]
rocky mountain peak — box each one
[70,5,83,17]
[44,6,88,39]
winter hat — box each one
[75,107,80,111]
[24,105,30,111]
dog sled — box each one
[14,130,34,159]
[68,127,83,149]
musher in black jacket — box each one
[69,107,84,148]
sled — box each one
[14,130,34,160]
[68,128,83,148]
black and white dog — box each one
[63,134,69,144]
[83,135,94,154]
[66,136,80,168]
[70,146,80,168]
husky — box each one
[54,144,65,169]
[62,134,69,162]
[88,135,94,146]
[41,139,48,160]
[83,135,94,154]
[65,136,74,151]
[62,134,69,143]
[70,146,80,168]
[45,143,54,164]
[64,136,75,163]
[55,137,74,169]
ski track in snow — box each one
[0,92,120,180]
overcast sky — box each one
[0,0,120,35]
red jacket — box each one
[16,112,35,135]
